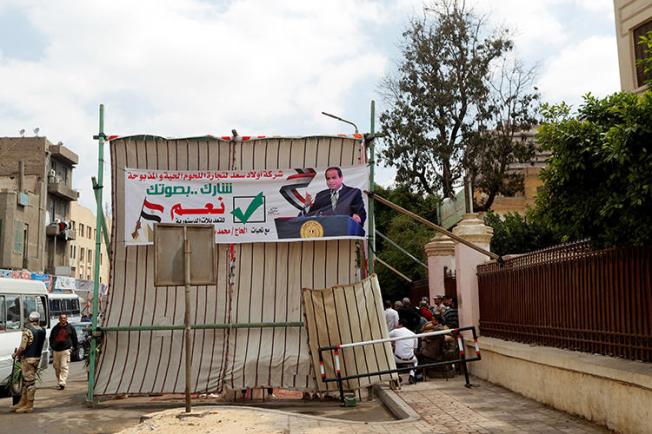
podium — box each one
[275,215,365,239]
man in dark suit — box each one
[304,166,366,225]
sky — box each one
[0,0,619,211]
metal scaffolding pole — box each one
[88,104,106,403]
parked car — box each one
[49,322,90,363]
[70,322,91,362]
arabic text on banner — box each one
[124,165,369,245]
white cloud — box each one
[538,35,620,106]
[0,0,390,208]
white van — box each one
[48,292,81,324]
[0,278,50,388]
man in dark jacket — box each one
[49,314,78,390]
[303,167,366,225]
[11,311,45,413]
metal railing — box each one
[478,242,652,362]
[318,326,481,402]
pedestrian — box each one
[397,298,421,333]
[388,318,418,384]
[10,311,46,413]
[384,300,399,332]
[49,314,78,390]
[442,297,459,328]
[432,295,447,317]
[418,299,434,321]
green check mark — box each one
[232,192,264,224]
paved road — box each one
[1,362,610,433]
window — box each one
[100,253,103,265]
[88,249,92,264]
[80,248,85,262]
[0,296,5,331]
[22,295,37,320]
[94,228,97,239]
[634,20,652,87]
[6,296,21,330]
[79,223,84,237]
[13,221,24,255]
[87,227,91,239]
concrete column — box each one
[452,213,493,331]
[424,233,455,302]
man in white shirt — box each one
[388,318,418,383]
[384,300,399,332]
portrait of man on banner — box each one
[301,166,366,225]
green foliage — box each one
[380,0,539,210]
[483,211,559,256]
[535,92,652,247]
[373,184,439,299]
[636,30,652,86]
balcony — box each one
[47,177,79,201]
[46,224,76,241]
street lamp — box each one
[321,111,359,134]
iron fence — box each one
[477,241,652,362]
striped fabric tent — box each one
[94,134,383,395]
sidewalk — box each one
[1,362,610,433]
[394,376,610,433]
[119,376,610,434]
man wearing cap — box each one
[10,311,46,413]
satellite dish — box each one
[19,129,25,137]
[33,127,40,137]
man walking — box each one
[49,314,78,390]
[10,311,45,413]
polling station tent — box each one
[93,134,392,395]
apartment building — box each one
[69,202,110,284]
[614,0,652,92]
[0,136,79,274]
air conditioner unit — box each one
[48,169,56,178]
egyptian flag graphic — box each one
[141,199,164,222]
[279,168,316,211]
[131,198,164,240]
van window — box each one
[0,296,5,331]
[6,296,21,330]
[22,295,37,320]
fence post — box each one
[424,233,455,303]
[453,214,493,333]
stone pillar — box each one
[452,213,493,331]
[424,233,455,303]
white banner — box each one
[124,165,369,245]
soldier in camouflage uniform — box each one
[10,311,45,414]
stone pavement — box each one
[120,376,610,434]
[394,376,610,433]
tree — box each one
[468,60,539,211]
[380,0,538,208]
[636,30,652,86]
[483,210,559,256]
[535,92,652,247]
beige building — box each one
[0,137,79,274]
[69,202,110,285]
[614,0,652,92]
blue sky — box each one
[0,0,619,210]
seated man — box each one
[389,318,418,383]
[417,319,448,364]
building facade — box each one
[0,137,79,274]
[614,0,652,92]
[69,202,110,284]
